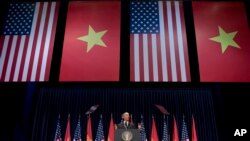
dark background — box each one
[0,0,250,141]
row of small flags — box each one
[54,114,198,141]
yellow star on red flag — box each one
[210,26,240,53]
[78,25,107,52]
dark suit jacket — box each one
[117,121,135,129]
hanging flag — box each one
[64,115,71,141]
[172,116,179,141]
[151,117,159,141]
[130,1,190,82]
[59,1,120,81]
[107,114,114,141]
[87,115,93,141]
[162,116,170,141]
[181,116,189,141]
[95,115,105,141]
[54,115,62,141]
[0,2,59,82]
[191,116,198,141]
[73,116,82,141]
[140,115,148,141]
[192,2,250,82]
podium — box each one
[114,129,140,141]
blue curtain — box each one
[31,87,218,141]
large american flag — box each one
[54,115,62,141]
[73,117,82,141]
[162,117,170,141]
[95,115,105,141]
[181,116,190,141]
[0,2,59,82]
[130,1,190,82]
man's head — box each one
[122,112,130,121]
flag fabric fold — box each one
[181,116,189,141]
[108,115,114,141]
[172,116,179,141]
[87,115,93,141]
[140,115,148,141]
[95,115,105,141]
[162,116,170,141]
[0,2,59,82]
[60,1,120,81]
[73,116,82,141]
[130,1,190,82]
[191,116,198,141]
[54,115,62,141]
[192,2,250,82]
[64,115,71,141]
[151,117,159,141]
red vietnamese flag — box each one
[172,116,179,141]
[64,115,71,141]
[60,1,120,81]
[86,116,93,141]
[192,116,198,141]
[151,117,159,141]
[108,115,114,141]
[192,2,250,82]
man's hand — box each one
[138,123,142,130]
[115,124,117,130]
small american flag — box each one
[95,115,105,141]
[0,2,59,81]
[73,117,82,141]
[162,117,170,141]
[130,1,190,82]
[54,115,62,141]
[140,115,147,141]
[181,116,190,141]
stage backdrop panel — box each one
[31,88,218,141]
[59,1,121,81]
[192,2,250,82]
[0,2,59,82]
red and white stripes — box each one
[0,2,59,82]
[130,1,190,82]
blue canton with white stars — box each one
[181,118,189,140]
[130,1,159,34]
[3,3,35,35]
[95,116,105,141]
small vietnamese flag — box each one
[172,116,179,141]
[108,114,114,141]
[64,114,71,141]
[192,116,198,141]
[86,115,92,141]
[151,116,159,141]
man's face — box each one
[123,113,130,121]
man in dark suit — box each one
[116,112,135,129]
